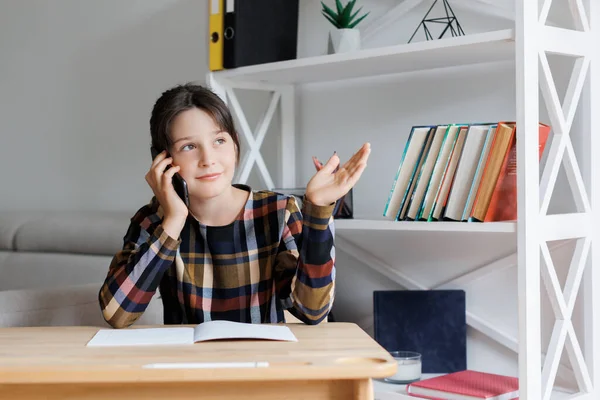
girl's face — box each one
[168,108,237,201]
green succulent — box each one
[321,0,370,29]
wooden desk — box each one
[0,322,396,400]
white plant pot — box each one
[328,28,361,54]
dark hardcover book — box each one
[223,0,299,69]
[373,290,467,373]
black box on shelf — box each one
[223,0,299,69]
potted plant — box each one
[321,0,370,54]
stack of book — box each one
[383,122,551,222]
[406,370,519,399]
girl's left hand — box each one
[305,143,371,207]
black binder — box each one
[373,290,467,373]
[223,0,299,69]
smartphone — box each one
[150,146,190,207]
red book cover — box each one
[484,122,551,222]
[406,370,519,399]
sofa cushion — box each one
[12,211,132,256]
[0,251,112,291]
[0,283,163,327]
[0,211,39,251]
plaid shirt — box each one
[99,185,336,328]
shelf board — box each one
[334,219,516,233]
[333,219,516,288]
[211,29,515,85]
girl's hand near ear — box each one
[305,143,371,207]
[145,150,188,238]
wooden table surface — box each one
[0,322,397,385]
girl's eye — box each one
[215,138,226,145]
[181,144,195,151]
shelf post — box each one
[585,0,600,395]
[279,84,296,189]
[518,0,598,397]
[516,0,542,399]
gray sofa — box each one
[0,211,163,327]
[0,211,304,327]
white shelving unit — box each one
[207,2,599,398]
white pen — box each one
[143,362,269,369]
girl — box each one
[99,83,370,328]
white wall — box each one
[0,0,588,386]
[0,0,211,212]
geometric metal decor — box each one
[408,0,465,43]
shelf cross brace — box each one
[224,86,279,189]
[527,0,597,398]
[206,73,297,190]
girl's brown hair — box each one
[150,83,240,163]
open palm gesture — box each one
[305,143,371,207]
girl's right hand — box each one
[145,150,188,237]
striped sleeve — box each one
[274,195,336,325]
[98,201,181,328]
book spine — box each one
[417,125,457,221]
[432,127,467,221]
[469,123,515,222]
[383,127,418,218]
[483,123,551,221]
[397,129,435,220]
[482,132,516,222]
[222,0,237,68]
[461,125,497,221]
[442,125,485,221]
[428,125,469,221]
[405,126,447,220]
[208,0,225,71]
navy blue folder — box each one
[373,290,466,373]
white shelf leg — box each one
[279,85,296,189]
[516,1,542,399]
[584,0,600,396]
[517,0,597,397]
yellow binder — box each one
[208,0,224,71]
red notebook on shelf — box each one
[406,370,519,400]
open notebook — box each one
[86,320,298,347]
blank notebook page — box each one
[86,327,193,347]
[193,321,298,342]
